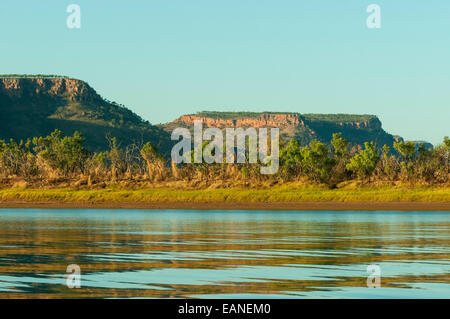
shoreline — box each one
[1,200,449,211]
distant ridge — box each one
[0,75,432,154]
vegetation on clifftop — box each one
[195,111,376,123]
[302,113,376,123]
[0,74,69,79]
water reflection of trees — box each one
[0,216,448,298]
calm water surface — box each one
[0,209,448,298]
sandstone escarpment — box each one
[162,111,398,148]
[176,113,305,128]
[174,112,383,131]
[0,77,102,104]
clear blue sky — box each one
[1,0,449,144]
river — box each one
[0,209,448,298]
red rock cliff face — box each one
[174,113,382,131]
[175,113,305,128]
[166,112,395,149]
[0,78,101,103]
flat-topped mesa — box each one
[0,77,102,104]
[162,111,395,148]
[176,112,305,128]
[175,112,381,130]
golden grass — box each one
[0,183,449,203]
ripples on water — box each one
[0,209,448,298]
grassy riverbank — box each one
[0,184,449,210]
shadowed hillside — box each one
[0,75,171,153]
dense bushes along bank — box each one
[0,129,449,188]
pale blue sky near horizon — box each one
[0,1,449,144]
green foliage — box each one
[394,141,416,160]
[302,114,376,123]
[92,152,108,167]
[346,142,380,180]
[331,133,350,162]
[195,112,377,123]
[300,141,336,184]
[195,111,298,120]
[1,184,449,204]
[107,137,126,175]
[196,111,265,119]
[380,145,395,180]
[0,126,448,186]
[330,133,351,184]
[241,166,250,179]
[444,136,450,150]
[32,130,89,175]
[140,141,167,181]
[141,142,159,159]
[393,141,419,181]
[0,74,68,79]
[0,139,36,176]
[280,139,303,177]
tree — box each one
[141,142,166,181]
[107,137,126,181]
[379,144,396,180]
[444,136,450,170]
[432,136,450,182]
[331,133,350,162]
[394,141,416,161]
[0,139,36,177]
[331,133,350,183]
[33,130,89,175]
[280,139,303,178]
[300,140,336,184]
[346,142,380,181]
[393,141,417,181]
